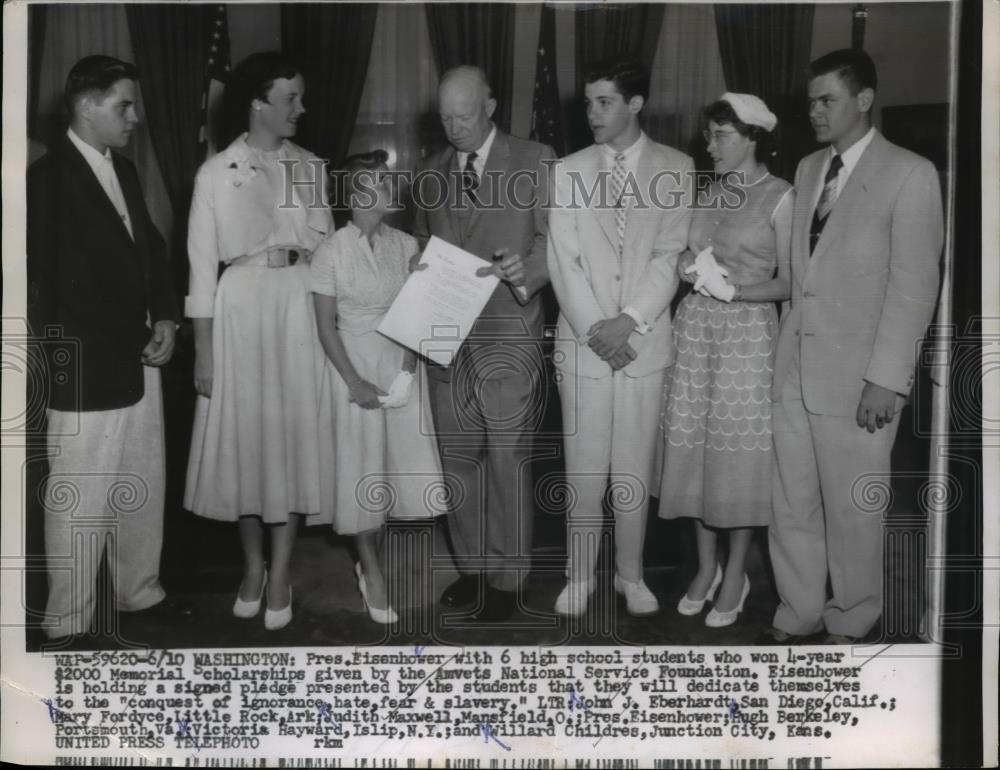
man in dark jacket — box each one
[27,55,180,640]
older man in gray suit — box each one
[413,65,556,623]
[764,49,943,645]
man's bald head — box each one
[438,65,496,153]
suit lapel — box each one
[798,153,825,284]
[585,147,619,253]
[622,142,654,260]
[61,137,136,250]
[441,146,466,244]
[810,133,884,264]
[464,130,511,240]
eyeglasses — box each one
[702,129,740,145]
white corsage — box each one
[226,153,259,187]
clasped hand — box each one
[587,315,637,370]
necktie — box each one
[99,156,133,240]
[809,153,843,254]
[610,152,627,254]
[463,151,479,200]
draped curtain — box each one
[714,4,817,181]
[566,3,666,152]
[125,4,207,269]
[645,3,727,160]
[346,4,440,232]
[424,3,516,133]
[280,3,378,167]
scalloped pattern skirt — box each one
[658,293,777,527]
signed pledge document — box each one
[378,235,499,366]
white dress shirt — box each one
[812,126,876,212]
[67,127,133,239]
[601,131,651,333]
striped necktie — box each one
[463,151,479,201]
[610,152,627,253]
[809,153,843,254]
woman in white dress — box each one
[311,150,444,624]
[184,53,332,631]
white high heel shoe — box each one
[676,563,723,616]
[705,574,750,628]
[355,563,398,625]
[232,572,267,619]
[264,585,293,631]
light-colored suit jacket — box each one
[772,130,943,415]
[547,138,693,380]
[414,129,556,381]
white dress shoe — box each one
[356,563,398,625]
[705,574,750,628]
[264,585,293,631]
[676,563,723,616]
[554,577,595,617]
[232,572,267,619]
[613,574,660,617]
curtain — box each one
[714,4,817,181]
[31,4,174,251]
[125,4,207,268]
[645,3,727,160]
[280,3,377,167]
[575,3,665,78]
[345,4,440,232]
[424,3,515,133]
[565,3,665,152]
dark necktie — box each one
[809,153,844,255]
[463,151,479,200]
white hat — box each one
[720,92,777,132]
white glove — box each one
[692,245,717,276]
[693,267,736,301]
[377,370,414,408]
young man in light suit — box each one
[547,58,692,617]
[764,49,943,644]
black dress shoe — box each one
[440,575,480,608]
[122,596,197,623]
[468,588,516,623]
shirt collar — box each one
[346,220,387,244]
[458,123,497,166]
[601,130,647,165]
[67,126,112,175]
[830,126,876,178]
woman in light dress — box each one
[184,53,332,631]
[311,150,444,624]
[659,93,793,628]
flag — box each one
[530,4,565,157]
[198,4,232,161]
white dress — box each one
[310,222,445,535]
[184,135,333,523]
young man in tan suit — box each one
[764,49,943,644]
[547,58,692,618]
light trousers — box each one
[43,366,166,639]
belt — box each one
[229,246,311,268]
